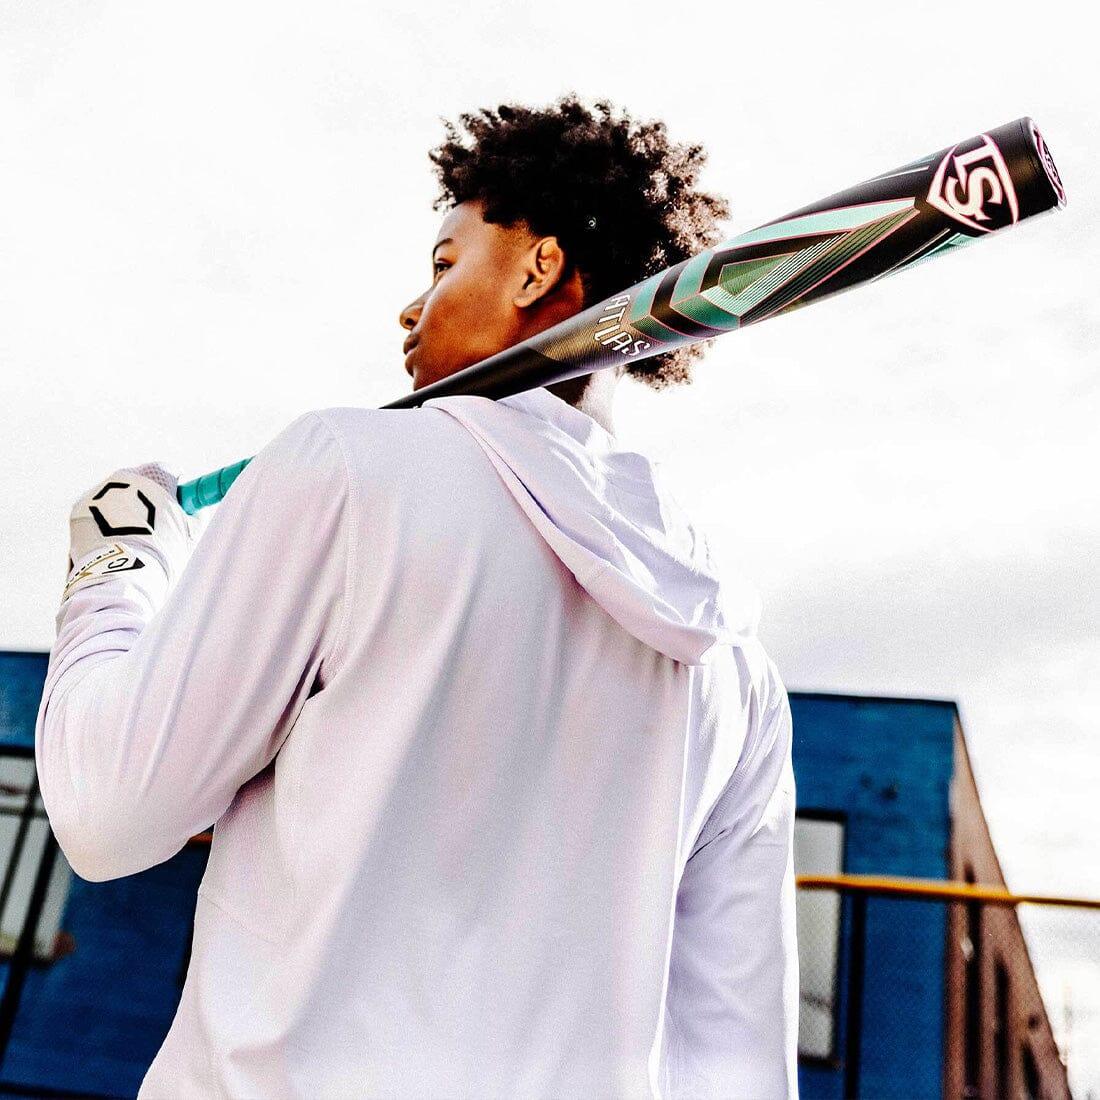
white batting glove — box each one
[63,463,203,603]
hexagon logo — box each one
[88,481,157,537]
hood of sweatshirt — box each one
[422,386,761,665]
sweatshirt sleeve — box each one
[34,411,351,883]
[664,658,800,1098]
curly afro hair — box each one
[427,93,730,390]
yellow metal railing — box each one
[797,873,1100,909]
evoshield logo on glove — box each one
[67,464,195,604]
[63,543,147,601]
[88,481,157,537]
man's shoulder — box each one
[271,405,485,490]
[262,406,433,464]
[304,404,466,448]
[298,405,404,442]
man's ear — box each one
[513,236,577,309]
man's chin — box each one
[409,362,450,393]
[409,357,482,393]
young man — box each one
[36,96,798,1097]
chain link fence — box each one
[796,874,1100,1099]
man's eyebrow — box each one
[432,238,453,257]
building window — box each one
[962,863,981,1098]
[994,958,1010,1099]
[1021,1042,1041,1100]
[0,750,72,962]
[794,812,845,1062]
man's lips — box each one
[403,338,418,378]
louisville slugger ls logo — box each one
[926,134,1019,233]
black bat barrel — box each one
[178,117,1065,510]
[384,116,1065,411]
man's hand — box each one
[64,463,202,603]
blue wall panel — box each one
[0,848,207,1097]
[0,652,48,750]
[792,694,957,1100]
[0,651,208,1097]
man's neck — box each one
[546,369,619,435]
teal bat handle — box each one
[177,458,253,515]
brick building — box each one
[792,692,1071,1098]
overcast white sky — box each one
[2,0,1097,1090]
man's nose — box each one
[399,292,425,332]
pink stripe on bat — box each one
[753,206,923,323]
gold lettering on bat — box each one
[591,293,652,358]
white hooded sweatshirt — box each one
[35,387,798,1099]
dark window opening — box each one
[994,958,1010,1099]
[1021,1042,1041,1100]
[963,863,981,1098]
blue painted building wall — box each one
[0,652,206,1098]
[791,693,958,1100]
[1,652,961,1098]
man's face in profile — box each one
[399,200,539,392]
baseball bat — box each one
[177,116,1065,514]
